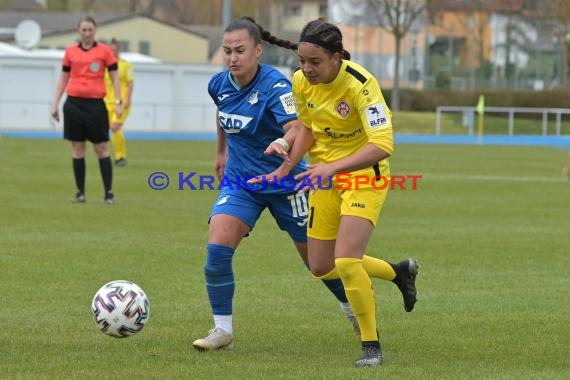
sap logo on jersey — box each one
[365,103,389,128]
[218,111,253,133]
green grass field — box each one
[1,137,569,379]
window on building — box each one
[284,2,301,16]
[118,40,129,52]
[139,41,150,55]
[319,3,328,17]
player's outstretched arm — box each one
[263,119,302,160]
[249,124,314,185]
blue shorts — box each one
[210,187,309,243]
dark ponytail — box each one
[240,17,299,52]
[226,17,350,60]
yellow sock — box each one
[112,129,126,160]
[313,267,340,280]
[362,255,396,281]
[335,258,377,342]
[312,256,396,281]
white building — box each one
[0,44,221,133]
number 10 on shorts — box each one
[288,193,308,218]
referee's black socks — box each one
[73,158,86,194]
[98,157,113,194]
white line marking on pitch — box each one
[421,173,568,183]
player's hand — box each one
[247,166,291,186]
[50,105,59,122]
[124,99,131,110]
[115,104,123,118]
[294,163,335,193]
[264,141,290,162]
[215,154,227,181]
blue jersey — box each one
[208,64,307,194]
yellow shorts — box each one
[107,105,130,125]
[307,178,389,240]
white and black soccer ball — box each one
[91,280,150,338]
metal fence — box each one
[435,106,570,136]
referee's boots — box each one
[104,190,114,205]
[73,191,86,203]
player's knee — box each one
[72,142,86,156]
[204,243,235,276]
[204,261,231,277]
[335,257,361,280]
[93,143,108,157]
[311,265,336,279]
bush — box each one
[435,70,451,89]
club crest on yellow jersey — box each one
[336,101,351,117]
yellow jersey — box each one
[292,60,393,177]
[104,58,133,105]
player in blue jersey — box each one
[191,17,358,351]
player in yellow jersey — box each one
[104,38,134,167]
[250,19,420,367]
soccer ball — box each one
[91,280,150,338]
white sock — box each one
[339,302,354,317]
[213,315,233,335]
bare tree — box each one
[81,0,96,11]
[45,0,162,15]
[331,0,367,62]
[545,0,570,87]
[365,0,426,111]
[46,0,71,11]
[428,0,492,86]
[493,0,524,86]
[0,0,44,10]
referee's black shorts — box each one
[63,96,109,143]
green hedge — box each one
[382,89,570,111]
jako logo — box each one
[351,202,365,208]
[218,111,253,134]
